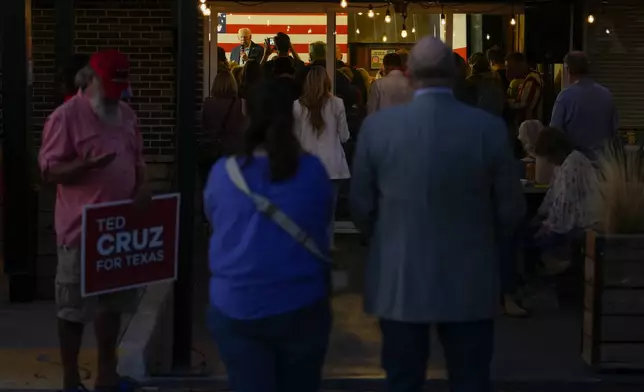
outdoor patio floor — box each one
[189,233,636,384]
[2,229,642,391]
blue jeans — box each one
[380,318,494,392]
[207,298,331,392]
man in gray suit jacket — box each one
[350,37,525,392]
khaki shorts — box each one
[56,246,141,324]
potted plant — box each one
[582,143,644,370]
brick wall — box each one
[1,0,204,299]
[31,1,58,146]
[28,0,205,155]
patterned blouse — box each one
[539,151,598,234]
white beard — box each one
[90,94,122,125]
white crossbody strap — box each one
[225,157,331,264]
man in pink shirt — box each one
[39,49,149,392]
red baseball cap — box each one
[89,49,129,100]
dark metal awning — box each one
[208,1,524,14]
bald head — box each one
[564,51,589,76]
[408,37,455,88]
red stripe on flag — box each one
[226,24,348,35]
[453,47,467,60]
[218,43,348,55]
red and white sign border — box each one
[80,193,181,297]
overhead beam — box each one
[208,2,522,14]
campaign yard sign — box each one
[81,193,180,297]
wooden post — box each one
[444,11,454,49]
[326,9,336,94]
[173,0,197,370]
[212,13,219,83]
[2,0,37,303]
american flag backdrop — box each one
[216,13,348,62]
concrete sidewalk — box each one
[3,233,644,390]
[0,302,98,390]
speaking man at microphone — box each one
[230,28,264,65]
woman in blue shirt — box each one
[204,79,333,392]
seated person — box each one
[528,127,598,274]
[518,120,554,184]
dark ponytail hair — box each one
[242,79,300,181]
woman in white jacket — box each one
[294,66,350,247]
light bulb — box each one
[385,9,391,23]
[412,26,416,33]
[368,5,374,18]
[200,3,207,11]
[203,8,211,16]
[510,17,516,26]
[356,28,360,34]
[358,12,362,15]
[606,28,610,34]
[486,34,490,40]
[382,35,387,42]
[401,25,408,38]
[587,14,595,23]
[340,0,348,8]
[441,14,446,25]
[199,0,206,3]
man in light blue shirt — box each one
[550,51,618,155]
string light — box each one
[486,34,490,40]
[368,4,375,18]
[510,3,516,26]
[385,8,391,23]
[400,5,409,40]
[340,0,348,8]
[606,28,610,34]
[353,13,359,35]
[587,14,595,23]
[411,13,417,34]
[198,0,209,16]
